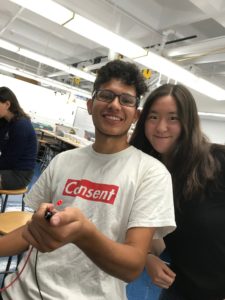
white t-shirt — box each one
[3,145,176,300]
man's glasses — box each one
[94,89,139,107]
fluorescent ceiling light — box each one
[19,49,69,72]
[10,0,146,58]
[0,39,96,82]
[9,0,73,25]
[68,66,95,83]
[84,62,106,72]
[0,40,20,52]
[135,51,225,100]
[64,14,147,59]
[0,62,91,98]
[198,112,225,119]
[7,1,225,100]
[165,36,225,58]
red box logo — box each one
[62,179,119,204]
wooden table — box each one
[0,211,33,234]
[38,129,83,148]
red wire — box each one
[0,246,33,292]
[0,200,63,293]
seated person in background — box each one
[130,83,225,300]
[0,86,37,190]
[0,60,175,300]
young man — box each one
[0,60,176,300]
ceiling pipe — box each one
[158,29,176,54]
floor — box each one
[0,162,162,299]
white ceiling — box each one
[0,0,225,116]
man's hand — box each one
[146,254,176,289]
[22,203,155,282]
[22,203,93,252]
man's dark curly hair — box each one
[93,60,148,106]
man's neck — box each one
[92,135,130,154]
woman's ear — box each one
[87,99,93,115]
[5,100,11,110]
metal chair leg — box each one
[22,194,25,211]
[1,195,8,213]
[1,256,12,288]
[0,195,3,211]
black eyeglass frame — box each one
[93,89,140,107]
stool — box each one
[0,211,33,288]
[0,187,28,213]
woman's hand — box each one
[146,254,176,289]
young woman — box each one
[0,86,37,190]
[130,83,225,300]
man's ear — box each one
[133,108,141,124]
[87,99,93,115]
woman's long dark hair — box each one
[130,83,222,208]
[0,86,30,120]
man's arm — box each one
[0,226,29,257]
[78,225,155,282]
[23,204,155,282]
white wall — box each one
[200,118,225,144]
[0,74,88,129]
[1,74,224,143]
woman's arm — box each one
[146,239,175,289]
[146,254,176,289]
[150,238,166,256]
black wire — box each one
[34,249,44,300]
[145,35,197,49]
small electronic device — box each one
[44,199,63,221]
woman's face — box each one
[144,95,182,160]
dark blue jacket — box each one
[0,117,37,170]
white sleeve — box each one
[128,169,176,239]
[24,158,55,211]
